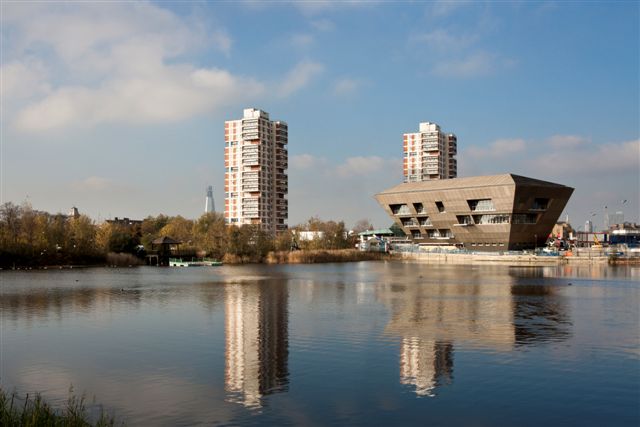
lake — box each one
[1,262,639,426]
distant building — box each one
[296,231,325,241]
[106,217,143,228]
[552,222,574,240]
[375,174,573,251]
[225,108,288,234]
[68,206,80,219]
[403,122,457,182]
[205,185,215,213]
[584,220,593,233]
[607,211,624,228]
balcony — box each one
[418,216,432,226]
[400,217,419,227]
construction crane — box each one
[592,233,603,248]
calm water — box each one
[1,262,639,426]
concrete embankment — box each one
[394,251,611,265]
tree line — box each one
[0,202,379,267]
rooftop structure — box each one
[403,122,457,182]
[375,174,573,251]
[225,108,288,234]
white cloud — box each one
[545,135,589,149]
[534,139,639,175]
[15,68,264,132]
[290,33,315,48]
[0,60,50,100]
[466,138,526,159]
[278,61,324,97]
[332,78,363,96]
[291,154,326,170]
[335,156,385,177]
[2,2,259,132]
[288,154,404,227]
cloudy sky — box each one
[2,1,638,229]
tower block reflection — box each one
[225,281,289,409]
[400,338,453,397]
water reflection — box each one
[224,279,289,409]
[400,339,453,397]
[378,271,571,396]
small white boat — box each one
[169,258,223,267]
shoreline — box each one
[2,250,638,270]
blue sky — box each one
[2,1,638,229]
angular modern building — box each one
[224,108,288,233]
[375,174,573,251]
[403,122,457,182]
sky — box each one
[1,1,639,230]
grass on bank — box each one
[0,386,119,427]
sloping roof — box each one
[359,228,394,236]
[151,236,181,245]
[377,174,571,195]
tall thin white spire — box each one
[205,185,215,213]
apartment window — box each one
[435,201,445,213]
[413,203,425,214]
[531,198,550,210]
[411,230,422,239]
[512,214,538,224]
[456,215,473,225]
[401,218,419,227]
[427,229,448,238]
[473,214,510,225]
[467,199,495,212]
[439,229,452,238]
[418,216,432,226]
[390,204,411,215]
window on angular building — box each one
[512,214,539,224]
[467,199,495,212]
[435,201,445,213]
[390,204,411,215]
[532,198,550,210]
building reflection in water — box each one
[378,270,571,397]
[224,280,289,409]
[400,338,453,397]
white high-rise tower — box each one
[403,122,457,182]
[224,108,288,234]
[205,185,215,213]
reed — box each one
[0,386,118,427]
[265,249,390,264]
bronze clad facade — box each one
[375,174,573,251]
